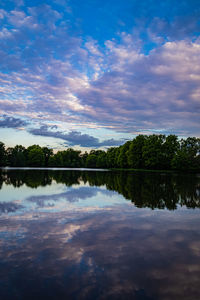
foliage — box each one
[171,137,200,170]
[0,142,6,166]
[117,141,131,168]
[0,134,200,171]
[27,145,45,167]
[127,135,147,168]
[6,145,26,167]
[142,135,166,169]
[42,147,53,167]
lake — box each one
[0,168,200,300]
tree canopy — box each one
[0,134,199,171]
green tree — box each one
[117,141,131,168]
[80,152,88,167]
[0,142,6,166]
[127,135,147,168]
[162,135,179,169]
[171,137,200,170]
[61,148,82,167]
[48,151,63,167]
[86,153,97,168]
[6,145,26,167]
[106,147,119,168]
[96,151,107,168]
[27,145,45,167]
[142,135,166,169]
[42,147,53,167]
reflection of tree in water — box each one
[1,170,52,188]
[119,173,180,210]
[51,170,81,186]
[176,175,200,208]
[0,170,3,190]
[104,172,200,210]
[0,169,200,210]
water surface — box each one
[0,169,200,299]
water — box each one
[0,168,200,300]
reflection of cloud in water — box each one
[0,207,200,299]
[0,202,23,214]
[26,186,115,207]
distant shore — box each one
[0,134,200,171]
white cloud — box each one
[0,7,200,139]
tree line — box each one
[0,134,199,170]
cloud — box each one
[1,29,200,137]
[26,187,99,207]
[0,1,200,142]
[76,38,200,135]
[26,186,116,208]
[0,115,28,128]
[1,201,200,299]
[29,125,124,147]
[0,9,7,19]
[0,202,23,214]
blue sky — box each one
[0,0,200,150]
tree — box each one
[96,151,107,168]
[127,135,147,168]
[171,137,200,170]
[106,147,119,168]
[27,145,45,167]
[80,152,88,167]
[61,148,82,167]
[48,151,63,167]
[6,145,26,167]
[42,147,53,167]
[0,135,199,171]
[116,141,131,168]
[86,154,97,168]
[0,142,6,166]
[162,135,179,169]
[142,135,166,169]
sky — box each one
[0,0,200,151]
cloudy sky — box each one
[0,0,200,150]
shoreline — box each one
[1,166,199,174]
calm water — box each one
[0,168,200,300]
